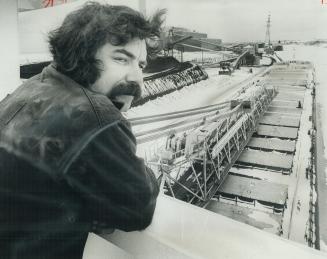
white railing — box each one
[83,195,327,259]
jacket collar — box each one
[41,63,85,91]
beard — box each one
[108,81,142,102]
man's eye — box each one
[114,57,128,63]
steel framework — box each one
[151,86,277,207]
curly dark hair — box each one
[48,2,165,87]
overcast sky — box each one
[146,0,327,42]
[17,0,327,52]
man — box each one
[0,2,164,258]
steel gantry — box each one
[145,86,277,207]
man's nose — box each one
[126,63,144,85]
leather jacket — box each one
[0,64,159,258]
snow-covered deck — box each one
[271,100,301,108]
[247,137,296,153]
[205,200,283,235]
[237,149,294,171]
[256,125,299,139]
[218,174,288,206]
[268,106,302,114]
[274,92,305,102]
[260,114,300,128]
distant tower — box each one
[139,0,146,15]
[265,14,271,48]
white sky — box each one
[146,0,327,42]
[17,0,327,55]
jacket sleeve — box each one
[63,120,159,232]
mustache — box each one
[108,82,142,101]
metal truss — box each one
[156,86,277,207]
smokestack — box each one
[139,0,146,15]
